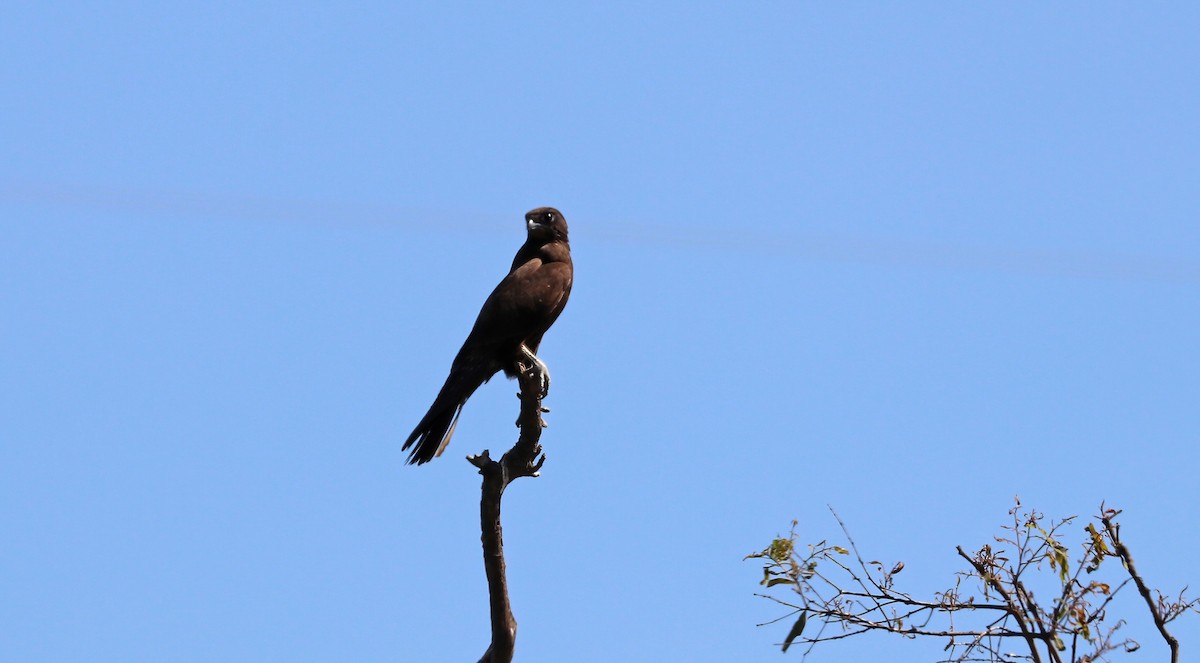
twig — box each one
[956,546,1045,663]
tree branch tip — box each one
[467,450,493,469]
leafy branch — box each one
[747,500,1198,662]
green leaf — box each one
[832,546,849,555]
[781,611,807,653]
[766,578,796,587]
[1054,547,1070,584]
[769,538,794,562]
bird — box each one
[403,207,573,465]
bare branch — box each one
[469,361,550,663]
[1100,510,1184,663]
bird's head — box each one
[525,207,568,242]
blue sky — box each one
[3,3,1198,661]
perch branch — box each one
[468,359,549,663]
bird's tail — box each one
[403,367,486,465]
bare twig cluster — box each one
[468,360,550,663]
[747,500,1198,662]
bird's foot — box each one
[533,367,550,399]
[518,346,551,399]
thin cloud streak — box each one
[591,225,1200,285]
[4,180,1197,285]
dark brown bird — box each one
[403,207,573,465]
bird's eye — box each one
[544,213,554,222]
